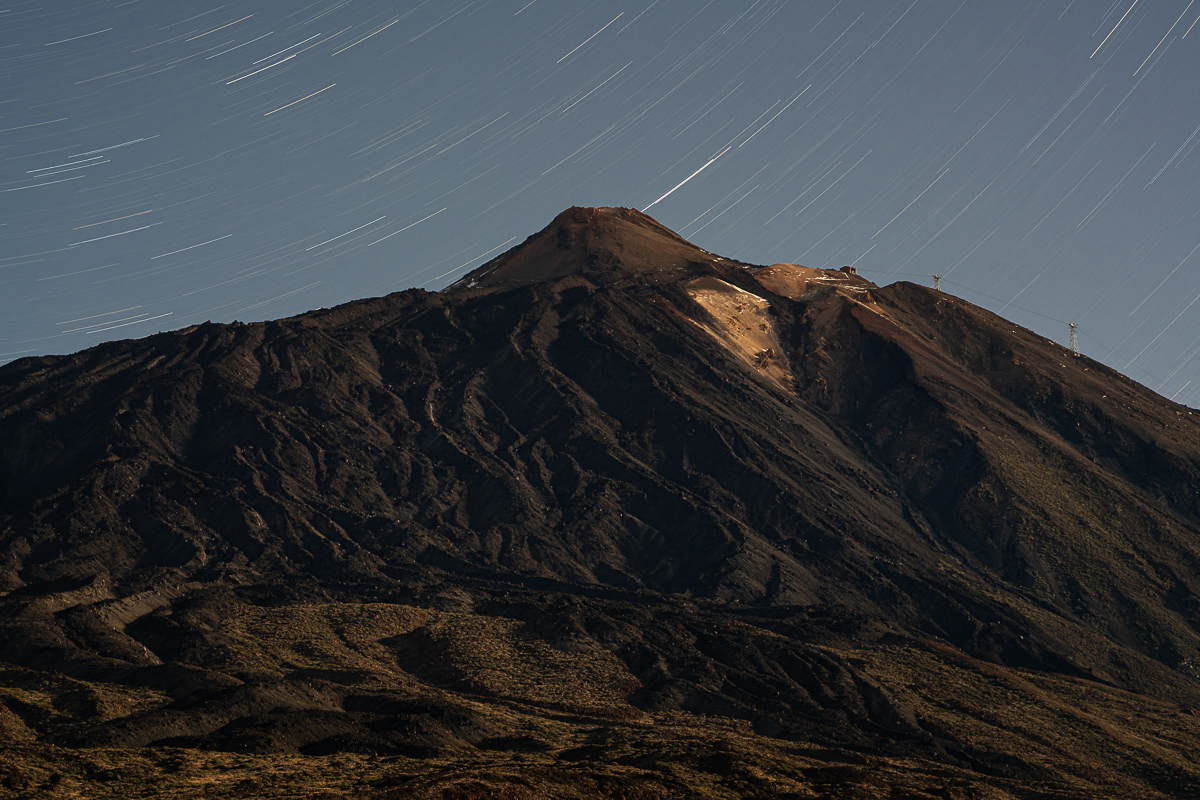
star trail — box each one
[3,2,1200,404]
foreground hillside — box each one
[1,207,1199,798]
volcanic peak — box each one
[4,205,1200,796]
[449,205,730,291]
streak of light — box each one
[44,28,112,46]
[765,161,843,225]
[85,312,174,335]
[237,284,321,314]
[130,31,191,54]
[1100,62,1154,125]
[1186,10,1200,37]
[1024,160,1103,240]
[263,83,336,116]
[298,1,353,26]
[75,64,145,84]
[225,53,296,84]
[433,238,519,283]
[740,87,809,147]
[558,13,623,63]
[395,3,473,50]
[1170,381,1191,401]
[798,209,858,260]
[848,245,876,268]
[1093,1,1125,36]
[942,100,1011,171]
[6,175,85,191]
[1180,128,1200,168]
[332,19,397,55]
[998,274,1039,315]
[172,44,232,67]
[1128,240,1200,316]
[0,118,67,133]
[911,1,966,62]
[70,223,159,246]
[953,35,1023,114]
[873,0,919,47]
[253,33,321,64]
[901,175,999,266]
[1133,0,1192,75]
[626,62,715,138]
[56,306,142,325]
[805,41,873,108]
[670,81,743,140]
[683,165,772,230]
[797,13,862,78]
[515,0,539,14]
[811,0,845,31]
[615,1,658,34]
[1160,339,1200,388]
[1126,288,1200,369]
[944,226,1000,277]
[541,122,617,174]
[62,312,149,333]
[71,136,158,158]
[73,210,152,229]
[691,184,759,236]
[28,155,104,172]
[359,141,440,183]
[721,103,783,153]
[871,168,950,239]
[206,31,273,59]
[187,15,252,42]
[27,160,109,177]
[643,146,731,211]
[1021,73,1096,154]
[368,208,446,246]
[1077,145,1154,228]
[0,247,74,263]
[437,112,509,155]
[162,6,225,30]
[1091,0,1140,58]
[793,151,872,219]
[1145,125,1200,188]
[178,269,268,299]
[665,0,717,44]
[1029,91,1101,169]
[151,233,232,260]
[36,264,117,281]
[350,119,429,158]
[561,62,632,114]
[306,216,386,250]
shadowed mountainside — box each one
[2,206,1200,798]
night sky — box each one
[4,2,1200,405]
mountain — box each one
[2,206,1199,798]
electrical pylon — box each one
[1069,323,1079,357]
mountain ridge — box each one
[2,207,1199,797]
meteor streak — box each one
[644,147,731,211]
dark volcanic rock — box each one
[1,206,1199,795]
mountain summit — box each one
[1,208,1199,797]
[449,205,725,290]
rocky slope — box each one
[1,206,1199,798]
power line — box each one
[854,268,1188,396]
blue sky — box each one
[4,2,1200,404]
